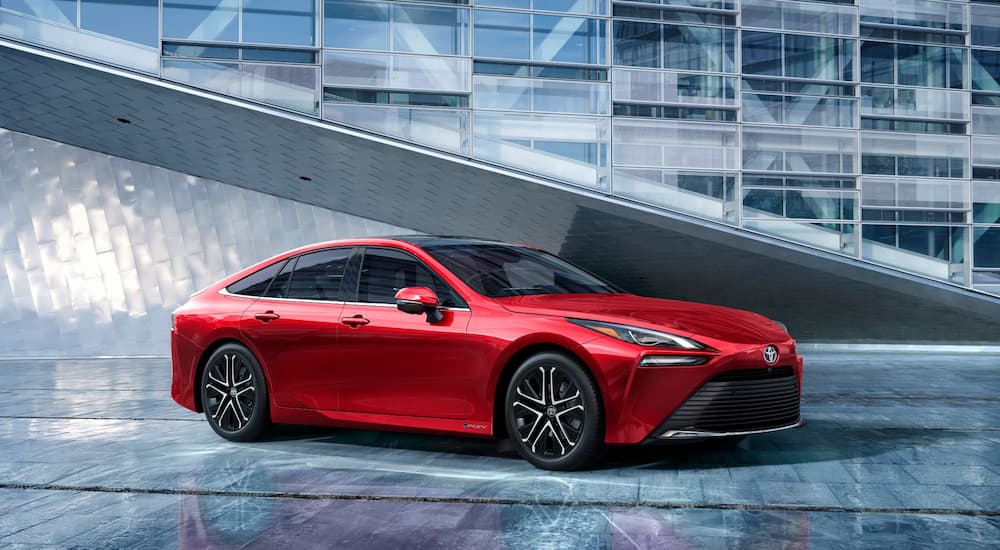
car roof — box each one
[298,235,518,249]
[387,235,514,247]
[270,236,534,261]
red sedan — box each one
[171,236,802,470]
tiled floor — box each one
[0,352,997,548]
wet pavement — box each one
[0,352,997,548]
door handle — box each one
[341,315,370,327]
[254,311,280,322]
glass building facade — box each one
[0,0,999,295]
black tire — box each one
[504,352,604,470]
[200,343,270,442]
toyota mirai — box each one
[171,236,802,470]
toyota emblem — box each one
[763,345,779,365]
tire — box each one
[200,343,270,442]
[504,352,604,470]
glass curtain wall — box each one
[611,6,738,218]
[971,2,1000,293]
[1,0,998,293]
[0,0,161,71]
[855,0,974,284]
[471,5,609,187]
[321,0,472,153]
[739,0,860,257]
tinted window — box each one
[424,244,623,298]
[357,248,463,307]
[226,259,287,296]
[285,249,352,301]
[262,257,297,298]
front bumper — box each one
[594,339,803,445]
[648,363,802,438]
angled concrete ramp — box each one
[559,206,1000,343]
[1,41,997,343]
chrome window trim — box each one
[219,287,471,311]
[219,286,344,304]
[343,301,470,312]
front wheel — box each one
[504,352,605,470]
[201,343,270,442]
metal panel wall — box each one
[0,45,997,343]
[0,128,413,357]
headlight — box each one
[568,318,706,350]
[639,355,708,366]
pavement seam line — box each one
[0,416,203,422]
[0,356,170,361]
[2,416,997,433]
[0,483,996,518]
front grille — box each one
[660,366,800,434]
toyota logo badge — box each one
[763,345,779,365]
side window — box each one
[285,248,352,301]
[357,248,464,307]
[226,259,287,297]
[261,257,297,298]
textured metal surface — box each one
[0,129,412,357]
[0,42,998,343]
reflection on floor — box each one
[0,352,997,548]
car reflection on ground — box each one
[173,458,812,549]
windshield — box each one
[423,243,625,298]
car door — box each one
[239,247,354,410]
[336,247,474,419]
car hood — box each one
[494,294,788,344]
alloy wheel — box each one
[511,366,586,458]
[205,353,256,432]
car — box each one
[170,236,803,470]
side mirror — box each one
[394,287,444,323]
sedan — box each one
[171,236,802,470]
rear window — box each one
[284,248,352,301]
[225,259,287,297]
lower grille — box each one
[659,366,800,434]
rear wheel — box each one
[504,352,604,470]
[201,343,270,442]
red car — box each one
[171,236,802,470]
